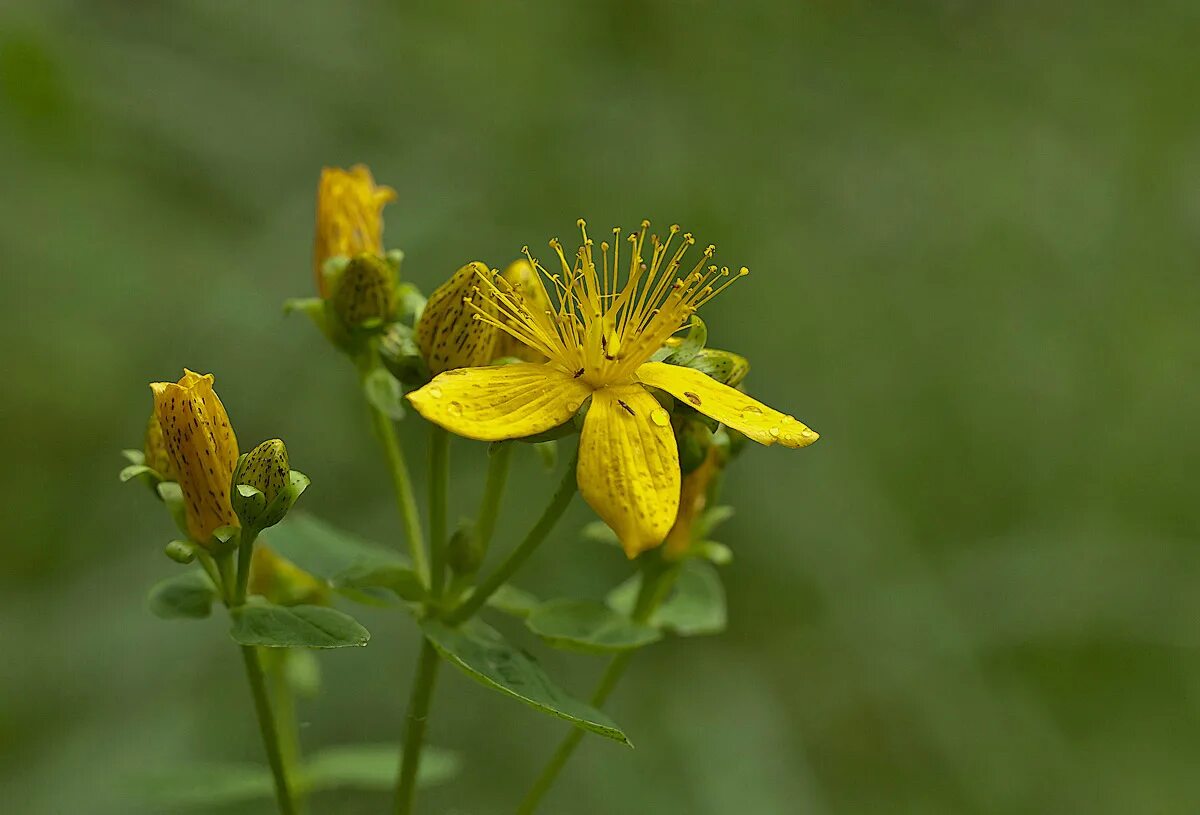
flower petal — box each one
[407,363,593,442]
[577,385,680,558]
[636,361,818,448]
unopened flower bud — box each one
[689,348,750,387]
[249,545,329,607]
[330,253,397,330]
[447,521,484,575]
[664,443,724,560]
[314,165,396,297]
[232,439,296,530]
[494,259,551,363]
[164,539,197,564]
[416,261,501,374]
[149,370,240,546]
[143,412,177,480]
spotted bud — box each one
[149,370,240,546]
[416,261,500,375]
[231,439,294,530]
[143,412,176,481]
[313,165,395,297]
[494,259,550,362]
[330,253,397,330]
[248,545,330,607]
[687,348,750,388]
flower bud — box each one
[329,253,397,331]
[416,261,500,374]
[248,545,330,607]
[143,412,177,480]
[231,439,301,531]
[494,259,550,363]
[689,348,749,388]
[314,165,396,297]
[447,520,484,575]
[149,370,240,546]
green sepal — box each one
[255,470,310,531]
[229,599,370,649]
[693,540,734,565]
[164,539,198,564]
[119,463,165,497]
[483,584,541,619]
[379,322,430,387]
[526,599,661,653]
[363,365,408,419]
[121,449,145,465]
[420,618,630,745]
[156,481,190,537]
[283,297,329,339]
[662,315,708,365]
[607,560,727,637]
[207,524,241,556]
[696,505,735,538]
[147,570,218,619]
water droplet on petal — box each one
[650,408,670,427]
[769,426,781,438]
[428,386,443,398]
[566,400,581,412]
[741,404,763,418]
[800,428,816,439]
[448,401,463,417]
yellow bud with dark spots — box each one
[330,253,397,329]
[314,165,396,297]
[494,259,551,362]
[416,261,500,375]
[143,412,176,481]
[248,545,329,607]
[149,370,240,545]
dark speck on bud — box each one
[330,253,397,329]
[234,439,290,504]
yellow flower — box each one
[149,370,240,544]
[313,165,396,297]
[407,220,818,558]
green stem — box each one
[234,527,258,606]
[269,653,305,814]
[514,562,678,815]
[428,425,449,597]
[444,452,578,625]
[241,645,298,815]
[393,638,441,815]
[476,442,514,554]
[364,378,428,582]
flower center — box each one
[468,219,747,387]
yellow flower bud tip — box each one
[150,370,240,545]
[314,165,396,297]
[330,253,397,328]
[234,439,290,504]
[416,261,501,375]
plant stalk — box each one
[393,638,441,815]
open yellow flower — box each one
[150,370,240,544]
[313,165,396,296]
[407,220,818,558]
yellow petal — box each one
[313,165,395,296]
[577,384,680,558]
[406,363,593,442]
[150,371,240,543]
[635,361,818,448]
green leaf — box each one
[484,583,541,618]
[134,763,274,808]
[607,560,727,637]
[333,559,426,603]
[663,314,708,365]
[230,602,370,649]
[147,571,218,620]
[526,599,661,653]
[363,366,406,420]
[118,463,153,483]
[694,540,734,565]
[696,505,735,537]
[421,619,630,745]
[121,448,145,465]
[305,743,460,791]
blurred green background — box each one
[3,1,1199,813]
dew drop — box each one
[566,400,581,412]
[741,404,763,417]
[448,401,464,417]
[800,428,816,439]
[427,386,443,399]
[769,426,781,438]
[650,408,670,427]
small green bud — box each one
[447,520,484,575]
[330,253,397,330]
[231,439,294,530]
[164,539,197,564]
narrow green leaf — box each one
[421,619,630,745]
[363,366,406,420]
[119,463,154,483]
[230,602,370,649]
[607,560,727,637]
[134,763,274,808]
[484,583,541,618]
[121,448,145,465]
[147,571,217,620]
[264,513,404,580]
[527,599,661,653]
[305,743,460,791]
[333,559,426,603]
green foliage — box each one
[484,583,541,618]
[421,619,630,745]
[147,570,218,620]
[362,365,407,420]
[608,560,727,637]
[526,599,661,653]
[229,601,370,649]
